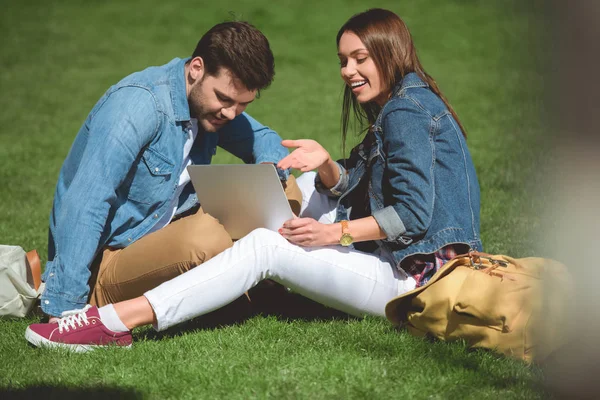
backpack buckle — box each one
[468,250,509,270]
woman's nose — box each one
[342,62,356,79]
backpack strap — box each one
[25,250,41,291]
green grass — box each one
[1,0,553,398]
[2,316,546,399]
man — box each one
[40,21,301,319]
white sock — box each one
[98,304,130,332]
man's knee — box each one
[283,174,303,216]
[181,213,233,263]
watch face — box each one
[340,233,353,247]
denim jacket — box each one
[317,73,482,267]
[42,57,289,316]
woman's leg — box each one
[116,172,411,331]
[113,172,340,330]
[144,228,415,331]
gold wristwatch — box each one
[339,220,354,247]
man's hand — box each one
[279,217,337,247]
[277,139,330,172]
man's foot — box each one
[25,305,132,352]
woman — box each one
[26,8,481,350]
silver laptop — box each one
[187,164,294,239]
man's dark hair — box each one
[192,21,275,91]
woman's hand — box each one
[279,217,337,247]
[277,139,331,172]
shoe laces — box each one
[57,304,93,333]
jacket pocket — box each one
[127,147,175,205]
[356,142,381,167]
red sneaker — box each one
[25,305,132,352]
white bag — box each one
[0,245,44,317]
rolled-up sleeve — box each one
[314,161,347,197]
[218,112,289,179]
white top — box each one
[147,119,199,234]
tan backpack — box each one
[385,251,574,363]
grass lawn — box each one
[1,0,553,398]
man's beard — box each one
[188,84,208,119]
[188,84,220,132]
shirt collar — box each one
[169,57,192,122]
[393,72,428,97]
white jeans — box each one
[144,172,416,331]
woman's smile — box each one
[350,80,368,93]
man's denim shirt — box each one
[42,57,289,316]
[317,73,482,267]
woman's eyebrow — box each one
[337,48,368,57]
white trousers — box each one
[144,172,416,331]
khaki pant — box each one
[88,175,302,307]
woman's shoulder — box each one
[383,74,448,119]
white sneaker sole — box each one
[25,327,132,352]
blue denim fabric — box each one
[41,57,289,316]
[316,73,482,267]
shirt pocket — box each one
[127,147,175,205]
[356,139,382,167]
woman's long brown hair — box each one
[336,9,467,153]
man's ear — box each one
[188,57,205,83]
